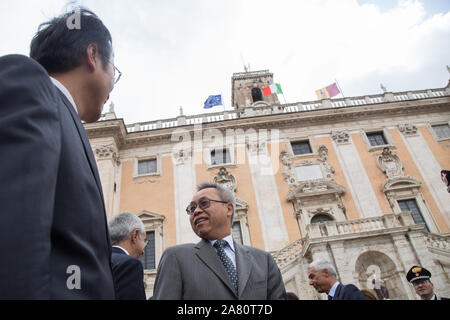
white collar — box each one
[329,281,340,297]
[210,234,235,252]
[50,76,78,115]
[112,245,130,256]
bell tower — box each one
[231,70,280,109]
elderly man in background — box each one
[109,212,147,300]
[308,259,365,300]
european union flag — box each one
[204,94,222,109]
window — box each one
[398,199,430,232]
[432,124,450,140]
[138,159,157,175]
[251,88,263,103]
[140,231,156,269]
[211,149,231,165]
[291,141,312,155]
[232,222,243,245]
[311,214,334,224]
[367,132,387,146]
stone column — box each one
[172,148,199,244]
[92,140,120,220]
[247,138,289,251]
[329,241,354,285]
[391,234,419,299]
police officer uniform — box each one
[406,266,449,300]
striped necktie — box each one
[214,240,238,295]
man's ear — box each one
[227,203,234,219]
[85,43,99,72]
[130,229,140,243]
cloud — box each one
[0,0,448,124]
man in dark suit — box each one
[0,9,119,299]
[109,212,147,300]
[406,266,449,300]
[308,260,365,300]
[153,183,287,300]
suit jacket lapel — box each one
[334,283,343,300]
[57,90,105,205]
[194,239,237,296]
[56,90,112,259]
[234,242,252,297]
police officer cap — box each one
[406,266,431,283]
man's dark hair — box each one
[30,8,112,74]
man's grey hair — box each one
[308,259,338,279]
[197,182,236,224]
[108,212,145,245]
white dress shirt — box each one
[328,281,340,298]
[112,245,130,255]
[50,76,78,115]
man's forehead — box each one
[193,188,218,200]
[307,268,316,274]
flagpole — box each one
[281,92,287,105]
[221,91,225,113]
[334,78,346,98]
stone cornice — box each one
[84,96,450,150]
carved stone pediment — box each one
[136,210,165,230]
[236,197,248,210]
[213,167,237,192]
[382,176,421,193]
[136,210,165,222]
[287,179,346,200]
[376,147,403,179]
[234,198,249,221]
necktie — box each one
[214,240,238,295]
[328,295,333,300]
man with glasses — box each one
[108,212,147,300]
[153,182,287,300]
[406,266,449,300]
[0,8,118,299]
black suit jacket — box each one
[0,54,115,299]
[111,247,146,300]
[332,283,366,300]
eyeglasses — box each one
[103,56,122,84]
[186,197,228,215]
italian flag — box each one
[262,83,283,96]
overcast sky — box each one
[0,0,449,124]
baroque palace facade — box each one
[85,70,450,300]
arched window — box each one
[251,88,263,103]
[311,214,334,224]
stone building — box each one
[85,70,450,300]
